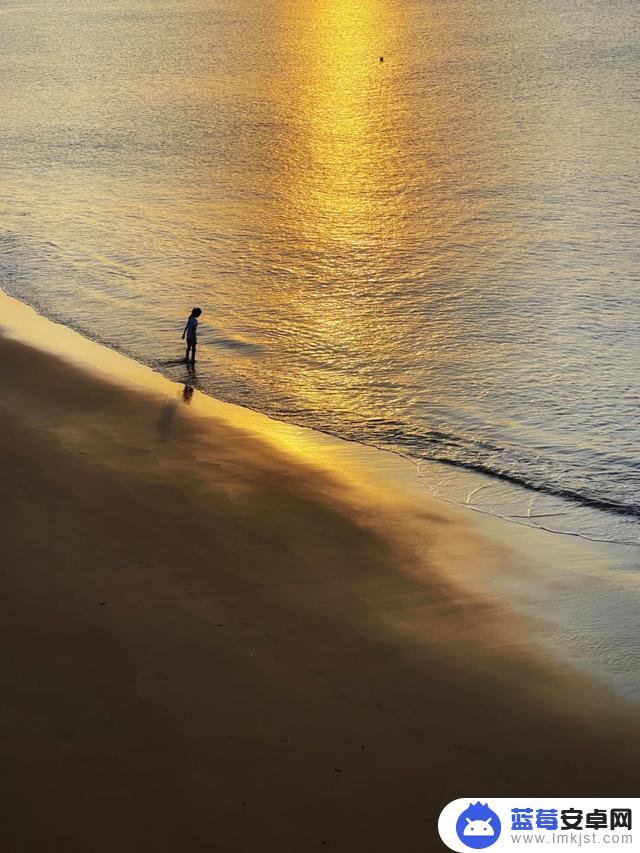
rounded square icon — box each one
[455,803,501,849]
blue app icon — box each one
[455,802,501,849]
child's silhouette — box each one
[182,307,202,364]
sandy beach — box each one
[0,294,638,852]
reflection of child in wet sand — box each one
[182,307,202,364]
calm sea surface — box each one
[1,0,639,543]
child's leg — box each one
[190,343,197,363]
[185,343,191,361]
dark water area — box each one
[1,0,639,543]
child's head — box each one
[190,306,202,318]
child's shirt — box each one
[186,316,198,340]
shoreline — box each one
[3,290,639,697]
[1,292,639,851]
[6,287,637,551]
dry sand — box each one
[0,296,638,852]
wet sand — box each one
[0,295,638,852]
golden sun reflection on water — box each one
[239,0,427,421]
[284,0,402,248]
[222,0,413,422]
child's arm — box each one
[181,322,188,340]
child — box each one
[182,307,202,364]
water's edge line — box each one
[2,286,637,551]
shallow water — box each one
[1,0,639,543]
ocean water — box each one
[1,0,639,544]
